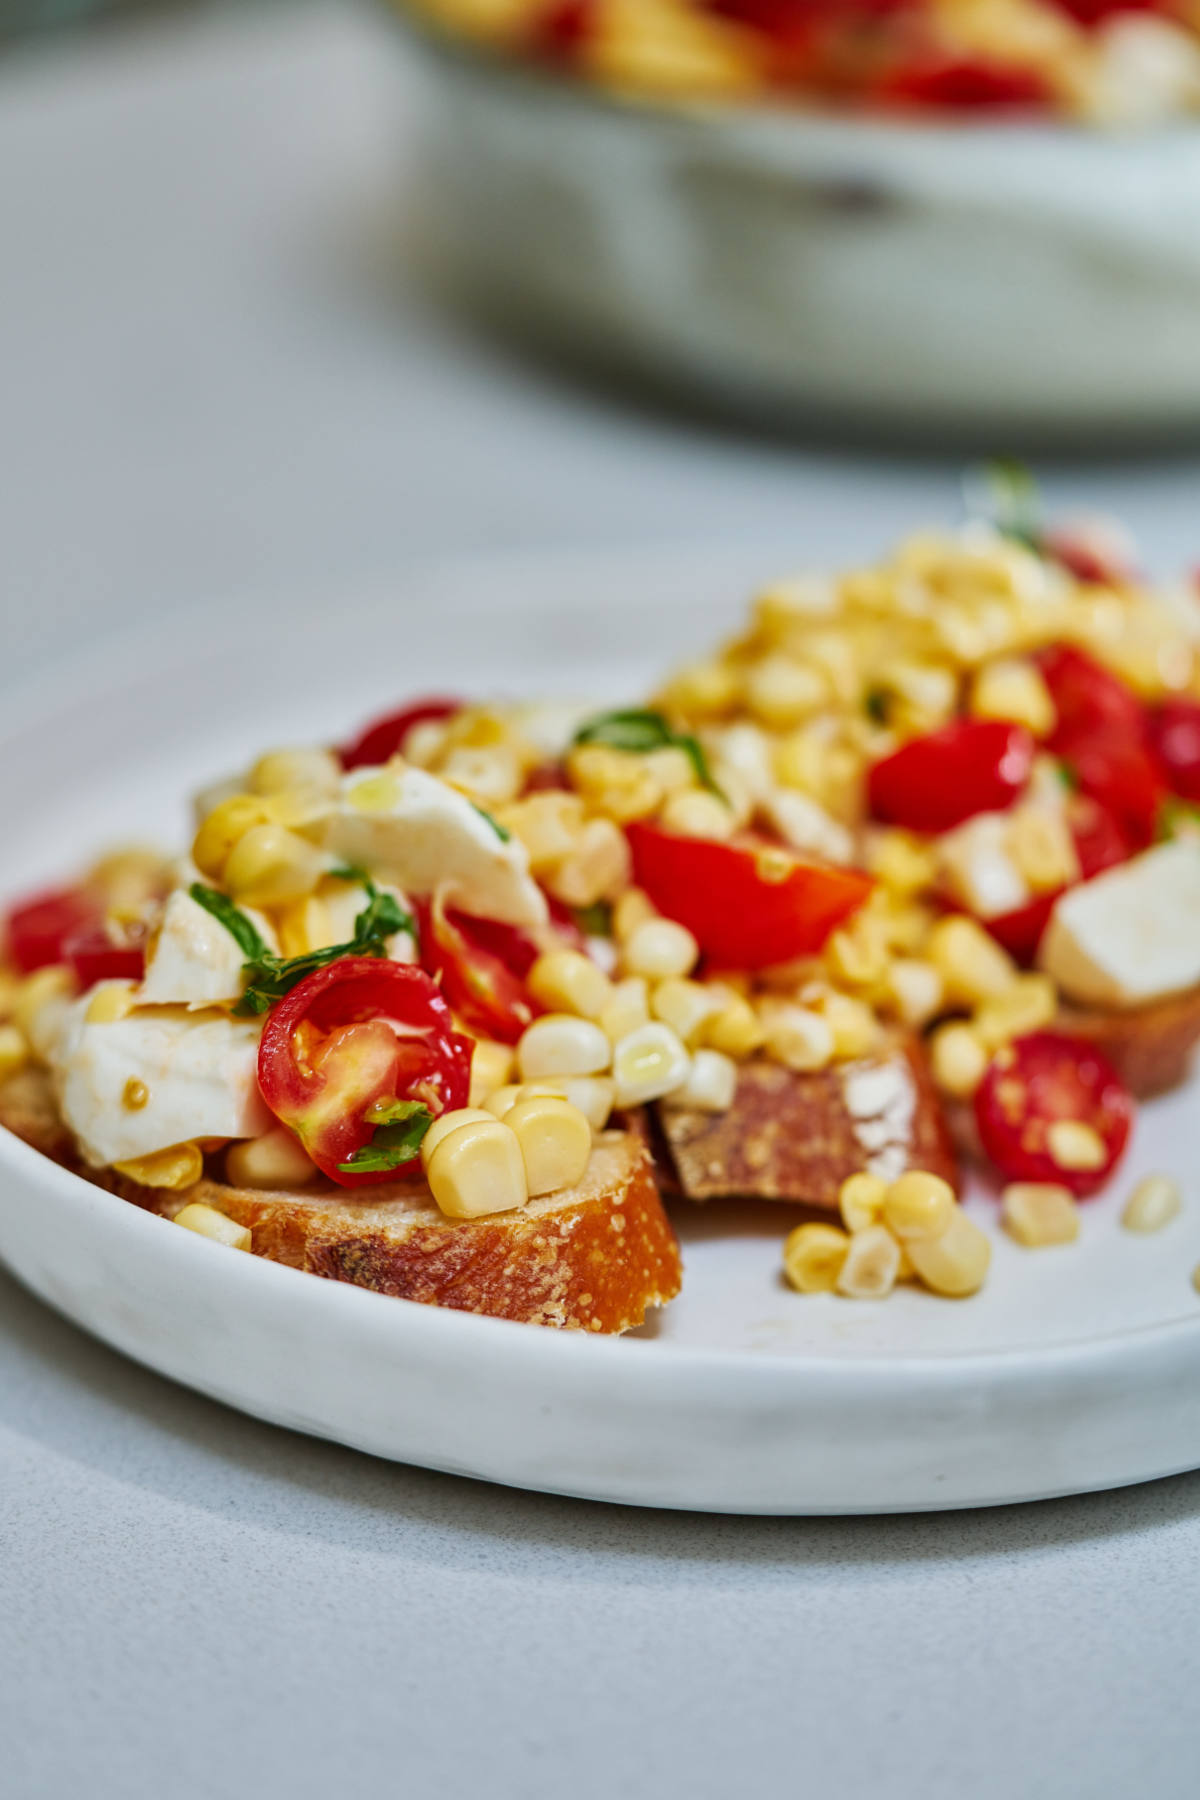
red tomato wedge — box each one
[626,823,872,971]
[876,55,1051,111]
[984,796,1130,965]
[339,697,463,772]
[867,720,1035,834]
[1054,730,1164,850]
[1147,699,1200,804]
[974,1031,1133,1198]
[63,919,148,988]
[1038,644,1144,743]
[5,885,100,975]
[257,959,473,1187]
[416,895,541,1044]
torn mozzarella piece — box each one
[326,765,547,928]
[140,888,278,1010]
[52,1001,271,1166]
[1040,840,1200,1009]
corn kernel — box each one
[505,1095,592,1196]
[0,1023,29,1083]
[703,994,766,1059]
[600,976,651,1044]
[865,829,939,897]
[275,895,332,959]
[820,992,881,1060]
[745,655,827,728]
[1008,807,1078,893]
[656,658,740,719]
[660,1048,737,1112]
[1122,1174,1182,1235]
[783,1222,850,1295]
[421,1107,506,1165]
[499,792,586,874]
[84,979,139,1025]
[546,818,632,908]
[122,1077,148,1111]
[192,794,274,880]
[225,1127,319,1189]
[839,1171,889,1233]
[622,918,700,980]
[249,746,341,799]
[970,658,1057,735]
[973,973,1058,1052]
[643,745,696,794]
[836,1224,901,1299]
[441,743,523,806]
[485,1077,616,1134]
[1001,1183,1080,1248]
[468,1039,516,1106]
[612,888,658,943]
[1046,1119,1107,1174]
[528,949,612,1021]
[611,1022,690,1106]
[825,914,889,989]
[658,787,735,840]
[517,1014,611,1080]
[424,1117,528,1219]
[223,823,325,906]
[651,977,723,1047]
[568,744,663,823]
[115,1141,204,1190]
[884,661,959,733]
[14,964,75,1042]
[883,1171,957,1242]
[483,1084,524,1120]
[905,1208,992,1296]
[882,958,944,1029]
[173,1201,252,1250]
[930,1021,990,1098]
[927,915,1017,1006]
[760,1001,834,1073]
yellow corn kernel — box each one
[973,973,1058,1053]
[612,887,658,943]
[173,1200,252,1250]
[836,1224,902,1299]
[882,1171,957,1243]
[546,818,632,908]
[874,894,936,955]
[440,743,524,807]
[424,1117,528,1219]
[643,746,696,795]
[881,958,944,1029]
[803,630,861,705]
[1008,808,1078,893]
[621,918,700,981]
[703,994,766,1059]
[824,913,890,989]
[865,829,939,897]
[583,0,763,99]
[225,1127,318,1189]
[275,895,332,959]
[505,1095,592,1197]
[517,1014,611,1080]
[783,1222,850,1295]
[839,1171,889,1234]
[84,978,139,1025]
[819,992,881,1060]
[970,658,1057,735]
[528,950,612,1021]
[88,845,171,914]
[658,787,735,841]
[905,1208,992,1297]
[467,1039,516,1107]
[745,655,828,728]
[600,976,651,1044]
[1045,1119,1107,1174]
[1122,1174,1182,1235]
[884,661,959,734]
[926,915,1018,1007]
[929,1021,990,1099]
[568,744,663,824]
[248,746,341,799]
[0,1023,29,1083]
[485,1078,615,1134]
[122,1077,148,1111]
[655,658,741,719]
[498,792,587,874]
[483,1084,524,1120]
[420,1107,504,1165]
[759,1001,834,1073]
[611,1021,690,1106]
[1001,1183,1080,1248]
[192,794,274,880]
[772,729,829,799]
[14,964,74,1041]
[661,1047,737,1112]
[651,978,723,1047]
[223,823,325,907]
[115,1141,204,1190]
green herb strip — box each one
[189,883,269,960]
[470,802,511,843]
[338,1100,433,1174]
[979,457,1043,553]
[572,708,722,798]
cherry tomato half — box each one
[1038,644,1144,744]
[257,958,472,1187]
[875,55,1051,112]
[984,796,1130,965]
[417,895,541,1044]
[626,822,872,971]
[1147,699,1200,804]
[63,919,148,988]
[868,720,1035,835]
[1054,729,1164,850]
[974,1031,1133,1198]
[339,697,463,772]
[4,885,100,975]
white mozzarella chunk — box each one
[327,765,547,928]
[53,1002,271,1167]
[1040,841,1200,1009]
[140,889,278,1010]
[322,880,417,963]
[938,813,1030,920]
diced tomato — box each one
[257,958,472,1187]
[417,895,541,1044]
[534,0,595,57]
[1038,644,1144,744]
[1048,0,1165,26]
[1054,729,1164,850]
[5,885,100,975]
[63,919,148,988]
[867,720,1035,835]
[339,697,463,772]
[1147,699,1200,804]
[523,762,570,794]
[983,795,1130,965]
[974,1031,1133,1197]
[875,55,1051,112]
[626,822,872,971]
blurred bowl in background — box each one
[394,21,1200,442]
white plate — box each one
[3,544,1200,1514]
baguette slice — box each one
[0,1069,681,1334]
[1060,985,1200,1100]
[647,1034,959,1210]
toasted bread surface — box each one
[1060,985,1200,1100]
[0,1070,681,1333]
[650,1037,959,1209]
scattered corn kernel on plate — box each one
[2,538,1200,1514]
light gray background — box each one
[2,7,1199,1796]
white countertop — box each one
[2,6,1199,1794]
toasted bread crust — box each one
[1060,985,1200,1100]
[650,1037,959,1209]
[0,1070,681,1334]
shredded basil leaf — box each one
[189,884,269,960]
[338,1100,433,1174]
[1158,798,1200,842]
[1056,759,1080,792]
[232,877,416,1017]
[470,803,511,843]
[328,863,369,884]
[864,686,889,725]
[574,901,612,937]
[972,458,1043,551]
[572,708,722,797]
